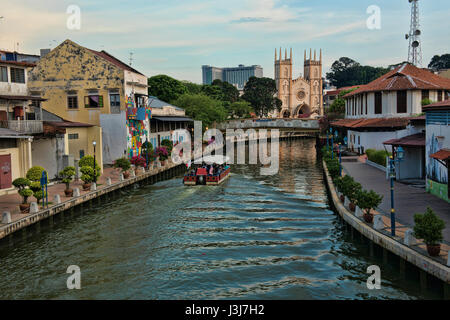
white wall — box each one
[31,136,66,180]
[100,111,127,164]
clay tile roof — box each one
[383,133,425,147]
[344,63,450,98]
[87,49,144,76]
[331,117,410,129]
[430,149,450,161]
[422,99,450,110]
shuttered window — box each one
[438,90,443,102]
[375,92,382,114]
[0,66,7,82]
[10,67,25,83]
[397,90,407,113]
[421,90,429,101]
[84,95,104,108]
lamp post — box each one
[330,129,334,160]
[388,146,405,236]
[338,143,342,176]
[92,140,97,184]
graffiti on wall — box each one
[426,133,448,184]
[126,94,153,158]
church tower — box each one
[274,48,293,115]
[304,49,323,116]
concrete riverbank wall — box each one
[323,160,450,297]
[0,163,186,242]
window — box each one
[67,95,78,109]
[0,66,7,82]
[84,95,104,108]
[10,67,25,83]
[68,133,79,140]
[109,93,120,114]
[375,92,382,114]
[397,90,407,113]
[438,90,443,102]
[365,94,368,114]
[421,90,429,101]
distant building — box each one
[324,85,360,111]
[437,68,450,80]
[202,64,263,89]
[0,50,40,64]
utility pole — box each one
[405,0,423,67]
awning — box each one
[152,116,193,122]
[430,149,450,161]
[383,133,425,147]
[0,128,32,139]
[0,95,46,101]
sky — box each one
[1,0,449,83]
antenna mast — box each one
[405,0,422,67]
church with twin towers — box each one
[272,48,323,118]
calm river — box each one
[0,140,438,299]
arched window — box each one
[284,68,288,78]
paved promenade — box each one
[341,158,450,244]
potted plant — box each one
[30,181,43,205]
[347,181,362,212]
[79,155,101,181]
[355,189,383,223]
[12,178,33,213]
[161,139,173,156]
[333,177,345,202]
[156,146,169,166]
[141,141,154,170]
[26,166,45,182]
[60,166,76,197]
[340,175,356,206]
[131,155,147,174]
[413,207,445,256]
[114,157,131,179]
[80,166,94,190]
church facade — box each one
[272,48,323,118]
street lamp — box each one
[338,142,342,176]
[388,146,405,236]
[330,128,334,160]
[92,140,97,184]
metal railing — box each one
[0,120,43,134]
[217,118,320,130]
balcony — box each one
[0,120,43,134]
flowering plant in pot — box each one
[114,157,131,179]
[160,139,173,155]
[60,166,76,197]
[80,166,94,190]
[413,207,445,257]
[156,146,169,165]
[355,189,383,223]
[12,178,32,213]
[131,155,147,173]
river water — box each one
[0,140,438,299]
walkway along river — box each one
[0,139,442,299]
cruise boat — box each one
[183,156,231,186]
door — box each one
[0,154,12,189]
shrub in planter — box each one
[326,161,341,179]
[355,189,383,223]
[131,156,147,169]
[80,166,94,190]
[60,166,76,197]
[33,190,44,205]
[26,166,45,182]
[156,146,169,162]
[30,181,43,204]
[79,155,101,179]
[161,139,173,155]
[413,207,445,256]
[114,157,131,178]
[12,178,33,211]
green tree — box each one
[182,81,203,95]
[229,101,253,119]
[242,77,281,117]
[201,84,225,101]
[428,54,450,71]
[148,75,187,103]
[211,79,240,103]
[172,94,227,130]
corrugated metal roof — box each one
[383,133,425,147]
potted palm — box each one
[355,189,383,223]
[80,166,94,190]
[114,157,131,179]
[12,178,33,213]
[60,166,76,196]
[413,207,445,256]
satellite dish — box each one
[412,40,419,48]
[415,29,421,35]
[405,34,409,40]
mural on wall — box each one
[126,94,153,158]
[426,133,448,184]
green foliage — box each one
[211,79,240,103]
[326,57,390,88]
[228,101,253,119]
[428,54,450,71]
[26,166,45,182]
[12,177,31,190]
[340,175,362,202]
[242,77,281,117]
[421,98,433,106]
[80,166,94,183]
[147,75,187,103]
[172,93,227,130]
[114,157,131,172]
[18,188,33,204]
[161,139,173,154]
[29,181,42,193]
[79,155,100,178]
[60,166,76,189]
[141,141,154,157]
[366,149,390,167]
[327,88,359,114]
[182,81,203,95]
[413,207,445,245]
[355,189,382,215]
[33,190,44,204]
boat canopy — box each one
[195,155,230,165]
